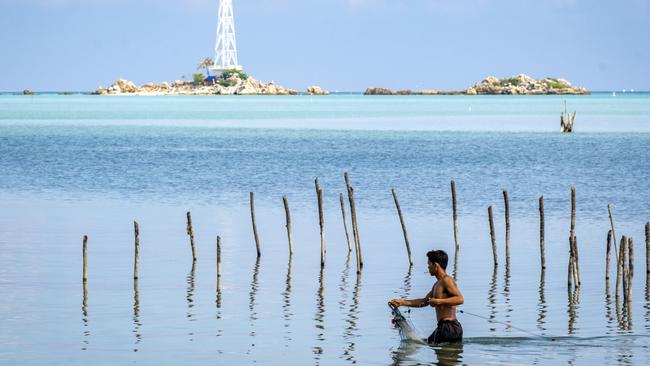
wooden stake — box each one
[134,221,140,280]
[629,237,634,281]
[572,235,580,287]
[608,204,620,264]
[349,185,362,272]
[250,192,261,258]
[339,193,352,252]
[606,230,612,281]
[345,173,362,272]
[628,237,634,308]
[616,235,627,300]
[568,253,573,289]
[217,236,222,283]
[503,190,511,260]
[82,235,88,282]
[315,179,326,267]
[186,211,196,262]
[646,222,649,274]
[539,196,546,270]
[570,186,576,240]
[488,206,497,267]
[391,189,413,267]
[645,222,650,273]
[282,196,294,255]
[451,180,460,251]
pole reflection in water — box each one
[537,270,546,333]
[502,261,512,329]
[282,256,293,345]
[605,277,615,334]
[313,266,325,363]
[186,262,196,341]
[616,294,625,331]
[567,286,580,335]
[645,274,650,332]
[487,266,498,332]
[215,268,223,338]
[401,268,412,299]
[81,281,89,350]
[342,271,362,364]
[133,279,141,352]
[248,258,260,347]
[338,255,351,355]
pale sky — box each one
[1,0,648,91]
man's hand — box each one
[428,298,441,307]
[388,299,403,307]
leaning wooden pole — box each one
[451,180,460,251]
[82,235,88,282]
[391,189,413,267]
[539,196,546,270]
[345,173,362,272]
[349,185,362,272]
[608,205,620,265]
[488,206,498,267]
[282,196,294,255]
[186,211,196,262]
[134,221,140,280]
[315,179,326,267]
[250,192,261,258]
[503,190,511,261]
[339,193,352,252]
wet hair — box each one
[427,250,448,270]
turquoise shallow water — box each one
[1,94,649,365]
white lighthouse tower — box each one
[212,0,242,72]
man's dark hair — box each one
[427,250,448,270]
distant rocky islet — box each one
[95,73,329,96]
[93,73,587,96]
[365,74,589,95]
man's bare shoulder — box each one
[442,275,458,287]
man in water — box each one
[388,250,464,344]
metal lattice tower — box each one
[213,0,242,71]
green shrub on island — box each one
[221,69,248,80]
[217,78,237,87]
[544,79,568,89]
[193,73,206,85]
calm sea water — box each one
[1,94,649,365]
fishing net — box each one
[390,305,425,344]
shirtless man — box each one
[388,250,464,344]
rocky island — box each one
[365,74,589,95]
[95,69,329,96]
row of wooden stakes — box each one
[80,174,650,296]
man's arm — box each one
[389,289,433,308]
[429,277,464,306]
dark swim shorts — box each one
[427,319,463,344]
